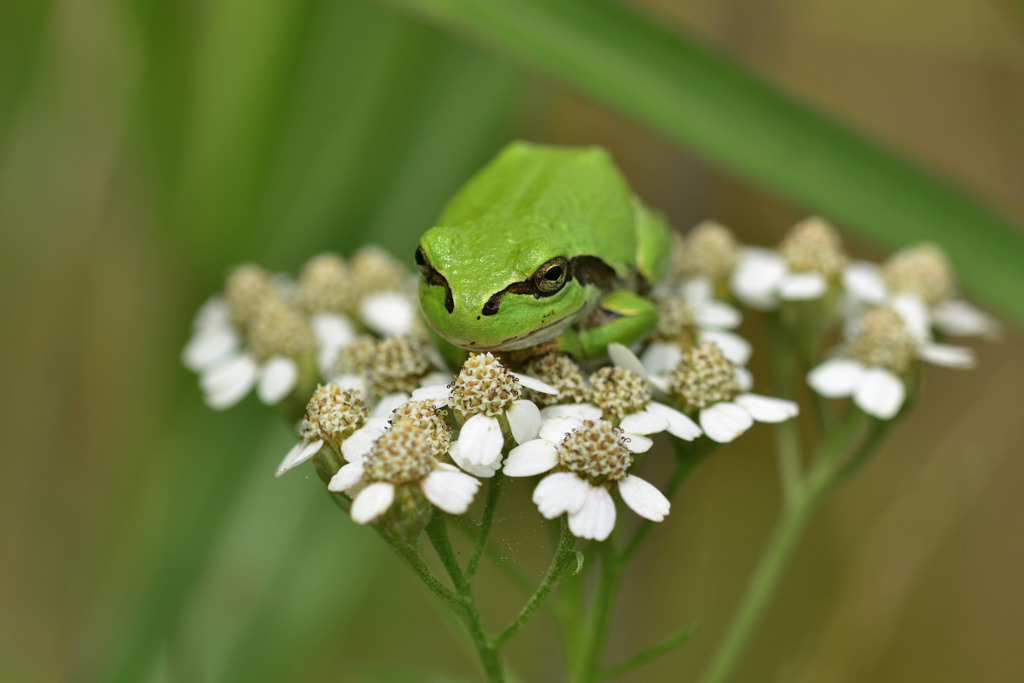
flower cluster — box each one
[671,219,993,421]
[182,248,420,409]
[189,222,993,544]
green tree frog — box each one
[415,141,672,360]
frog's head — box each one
[415,223,599,351]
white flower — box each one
[275,384,382,476]
[195,350,300,410]
[659,342,798,443]
[182,298,240,372]
[181,297,282,409]
[730,246,815,310]
[363,371,453,417]
[183,294,354,410]
[504,417,669,541]
[697,394,799,443]
[649,279,752,367]
[807,305,974,420]
[434,354,555,477]
[546,344,703,444]
[310,312,357,377]
[730,217,848,310]
[842,244,999,340]
[359,290,418,337]
[328,421,480,523]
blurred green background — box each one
[2,0,1023,681]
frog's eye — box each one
[415,245,454,314]
[414,246,432,279]
[533,257,569,294]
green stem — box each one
[696,408,873,683]
[600,624,697,679]
[390,542,463,612]
[496,519,578,646]
[620,440,714,563]
[426,511,467,589]
[466,471,503,581]
[426,513,505,682]
[557,554,588,678]
[696,483,823,683]
[825,417,896,492]
[579,542,620,683]
[767,318,803,506]
[311,449,348,511]
[451,513,533,592]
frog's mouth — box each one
[463,305,584,352]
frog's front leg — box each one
[556,289,659,360]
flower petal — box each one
[359,292,415,337]
[843,261,887,303]
[734,393,799,423]
[449,441,500,478]
[182,325,239,372]
[700,330,752,367]
[568,485,617,541]
[919,342,976,369]
[311,312,356,347]
[648,375,670,393]
[200,352,257,394]
[694,301,742,330]
[327,461,364,491]
[503,439,559,477]
[619,410,669,436]
[350,482,395,524]
[892,294,930,343]
[540,403,602,421]
[457,414,505,466]
[779,272,827,300]
[699,402,754,443]
[371,414,395,429]
[538,416,582,443]
[341,424,384,462]
[411,383,451,407]
[682,276,714,304]
[505,399,542,444]
[734,366,754,392]
[192,296,230,332]
[421,470,481,514]
[645,402,702,441]
[640,342,683,378]
[311,312,356,375]
[608,343,648,378]
[533,472,589,518]
[257,356,299,404]
[372,392,411,418]
[202,354,258,410]
[511,372,558,395]
[622,433,653,453]
[932,299,1000,339]
[618,474,670,522]
[853,367,905,420]
[806,358,865,398]
[731,248,785,310]
[420,372,452,387]
[275,439,324,477]
[331,373,367,395]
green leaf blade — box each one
[379,0,1024,326]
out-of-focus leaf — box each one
[100,2,519,681]
[0,0,55,148]
[377,0,1024,326]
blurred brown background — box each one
[1,0,1022,681]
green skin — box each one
[415,141,672,360]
